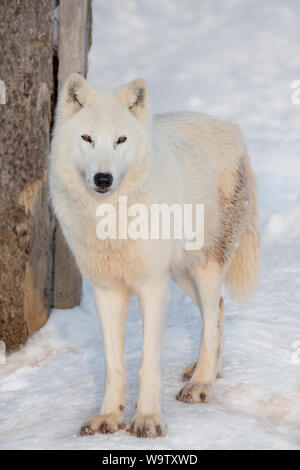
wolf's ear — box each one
[119,79,150,122]
[58,73,93,118]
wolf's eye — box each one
[81,134,92,143]
[116,136,127,145]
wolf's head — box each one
[53,73,151,197]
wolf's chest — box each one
[75,239,151,290]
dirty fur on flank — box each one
[49,73,261,438]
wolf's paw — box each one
[176,383,213,404]
[128,413,166,438]
[80,413,125,436]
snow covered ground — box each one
[1,0,300,450]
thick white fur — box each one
[49,74,261,437]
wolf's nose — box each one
[94,172,113,189]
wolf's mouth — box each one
[94,188,110,194]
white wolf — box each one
[49,74,261,438]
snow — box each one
[1,0,300,450]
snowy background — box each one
[1,0,300,450]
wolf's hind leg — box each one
[181,297,224,382]
[177,261,224,403]
[80,286,129,436]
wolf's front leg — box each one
[129,279,170,438]
[80,286,130,436]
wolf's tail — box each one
[225,158,261,306]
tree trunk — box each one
[0,0,55,351]
[53,0,92,309]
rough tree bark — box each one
[0,0,55,351]
[53,0,92,309]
